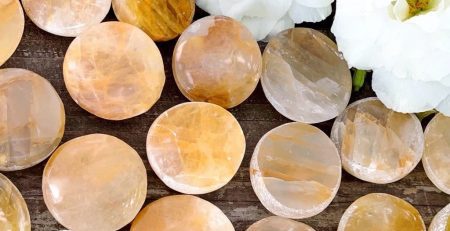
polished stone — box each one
[0,0,24,66]
[250,122,341,219]
[247,216,315,231]
[173,16,262,108]
[22,0,111,37]
[147,102,245,194]
[423,113,450,194]
[429,204,450,231]
[43,134,147,231]
[112,0,195,41]
[0,173,30,231]
[131,195,234,231]
[0,68,65,171]
[262,28,351,124]
[338,193,425,231]
[331,97,424,184]
[63,21,165,120]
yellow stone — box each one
[0,173,30,231]
[0,0,24,66]
[338,193,425,231]
[173,16,262,108]
[0,68,65,171]
[112,0,195,41]
[131,195,234,231]
[146,102,245,194]
[43,134,147,231]
[429,204,450,231]
[247,216,315,231]
[63,21,166,120]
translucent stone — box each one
[146,102,245,194]
[173,16,262,109]
[22,0,111,37]
[247,216,315,231]
[43,134,147,231]
[262,28,351,124]
[63,22,166,120]
[0,0,24,66]
[250,122,341,219]
[0,68,65,171]
[112,0,195,41]
[429,204,450,231]
[0,173,30,231]
[338,193,425,231]
[423,113,450,194]
[331,97,424,184]
[131,195,234,231]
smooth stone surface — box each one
[0,0,24,66]
[429,204,450,231]
[0,173,30,231]
[250,122,341,219]
[131,195,234,231]
[338,193,425,231]
[246,216,315,231]
[262,28,351,124]
[43,134,147,231]
[63,21,165,120]
[0,68,65,171]
[147,102,245,194]
[331,97,424,184]
[173,16,262,108]
[22,0,111,37]
[112,0,195,41]
[423,113,450,194]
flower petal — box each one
[289,1,332,23]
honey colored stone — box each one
[429,204,450,231]
[147,102,245,194]
[262,28,351,124]
[0,173,31,231]
[22,0,111,37]
[0,0,24,66]
[63,22,165,120]
[43,134,147,231]
[331,97,424,184]
[131,195,234,231]
[338,193,425,231]
[112,0,195,41]
[173,16,262,108]
[0,68,65,171]
[250,122,341,219]
[247,216,315,231]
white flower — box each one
[196,0,334,41]
[331,0,450,115]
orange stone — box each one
[247,216,315,231]
[0,0,24,66]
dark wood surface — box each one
[2,6,449,231]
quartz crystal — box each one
[43,134,147,231]
[262,28,351,124]
[22,0,111,37]
[0,173,31,231]
[63,22,165,120]
[247,216,315,231]
[429,204,450,231]
[147,102,245,194]
[0,0,24,66]
[338,193,425,231]
[112,0,195,41]
[331,97,424,184]
[173,16,262,108]
[0,68,65,171]
[250,122,341,219]
[131,195,234,231]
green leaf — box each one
[352,69,367,92]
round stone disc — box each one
[338,193,425,231]
[429,204,450,231]
[423,113,450,194]
[63,21,166,120]
[0,173,31,231]
[22,0,111,37]
[250,122,341,219]
[262,28,351,124]
[331,97,424,184]
[131,195,234,231]
[43,134,147,231]
[112,0,195,41]
[173,16,262,109]
[0,0,24,66]
[247,216,315,231]
[0,68,65,171]
[146,102,245,194]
